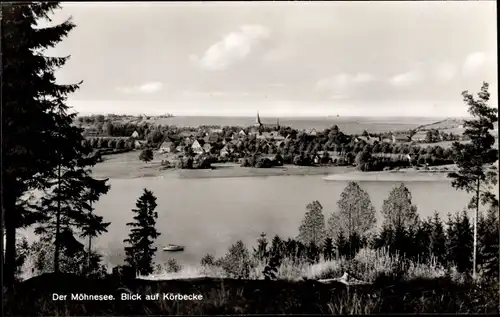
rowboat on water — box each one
[163,244,184,252]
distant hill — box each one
[415,118,465,132]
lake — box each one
[153,116,443,134]
[91,174,473,267]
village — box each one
[76,112,476,171]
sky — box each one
[42,1,497,117]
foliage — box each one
[166,259,182,273]
[1,1,108,287]
[447,82,498,277]
[124,189,161,276]
[297,201,326,245]
[381,183,419,230]
[139,149,154,163]
[252,232,269,261]
[445,211,473,274]
[220,240,251,279]
[328,182,376,238]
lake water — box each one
[92,175,474,267]
[154,116,443,134]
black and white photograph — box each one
[2,1,499,315]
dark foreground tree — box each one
[1,2,90,287]
[35,164,110,273]
[124,189,161,276]
[447,82,498,279]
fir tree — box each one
[35,169,110,273]
[447,82,498,278]
[446,211,474,273]
[322,237,335,261]
[2,2,101,287]
[269,235,285,261]
[124,189,161,276]
[429,211,447,265]
[252,232,269,261]
[477,201,499,280]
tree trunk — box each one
[54,164,61,273]
[473,179,480,280]
[88,201,92,273]
[3,194,17,290]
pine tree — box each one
[298,200,326,245]
[478,201,499,280]
[35,168,110,273]
[429,211,447,265]
[447,82,498,279]
[252,232,269,261]
[124,189,161,276]
[322,237,335,261]
[1,2,98,287]
[446,211,474,274]
[269,235,285,261]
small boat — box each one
[163,244,184,252]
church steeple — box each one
[255,111,262,127]
[277,118,280,130]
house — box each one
[203,134,219,144]
[392,133,410,143]
[275,140,285,148]
[305,128,317,136]
[175,145,184,153]
[134,140,146,149]
[209,128,223,134]
[203,143,212,153]
[411,131,428,142]
[238,130,247,136]
[191,139,205,154]
[131,131,140,139]
[159,137,176,153]
[220,144,233,157]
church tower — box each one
[254,111,262,127]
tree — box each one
[139,148,154,163]
[447,82,498,279]
[297,201,326,245]
[124,189,161,276]
[221,240,251,279]
[35,164,110,273]
[253,232,269,261]
[381,183,419,230]
[327,182,376,239]
[446,211,473,274]
[429,211,447,265]
[322,237,334,261]
[355,151,372,171]
[477,200,499,280]
[2,2,91,288]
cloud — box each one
[316,73,375,93]
[192,25,270,71]
[116,82,163,94]
[433,62,457,83]
[389,70,423,87]
[462,52,486,75]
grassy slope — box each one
[4,273,498,315]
